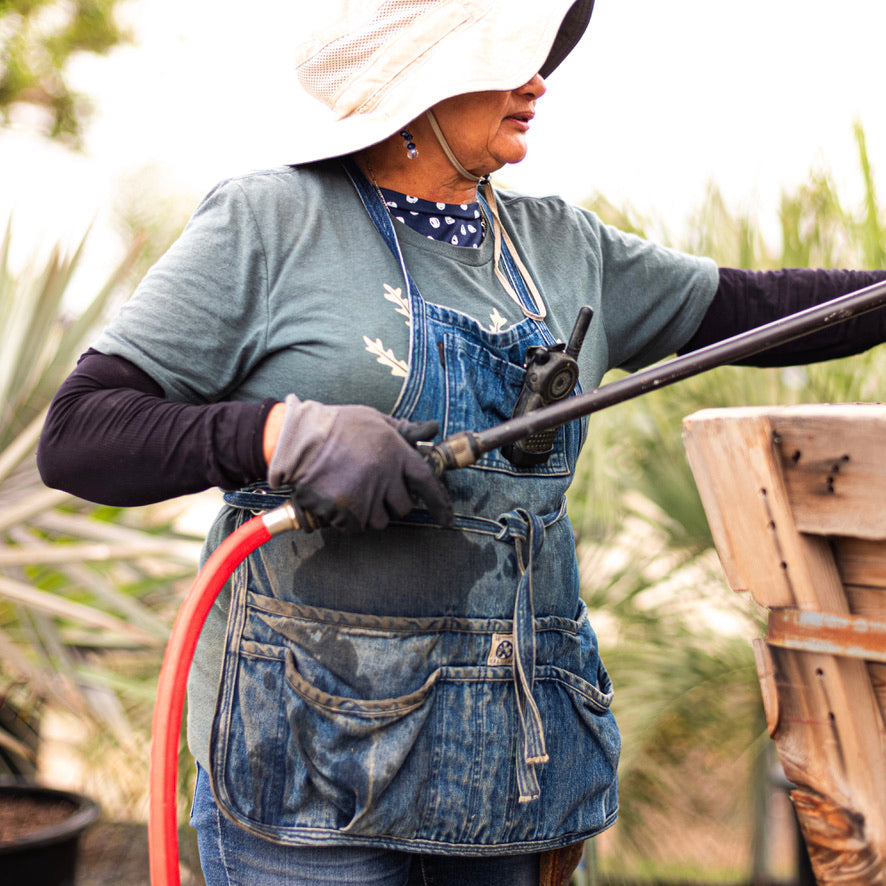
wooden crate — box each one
[683,404,886,884]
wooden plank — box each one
[683,409,848,611]
[764,644,855,807]
[870,663,886,742]
[791,787,886,883]
[845,585,886,619]
[684,406,886,881]
[841,572,886,728]
[753,639,780,738]
[683,410,797,608]
[836,538,886,589]
[771,405,886,540]
[685,403,886,540]
[763,643,886,882]
[795,535,853,614]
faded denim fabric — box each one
[205,162,620,854]
[193,765,540,885]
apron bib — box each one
[206,161,620,853]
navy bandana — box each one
[380,187,484,248]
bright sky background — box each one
[3,0,885,282]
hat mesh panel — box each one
[298,0,438,105]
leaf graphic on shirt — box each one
[488,308,509,333]
[363,336,409,378]
[383,283,410,322]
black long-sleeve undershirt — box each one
[679,267,886,362]
[37,267,886,507]
[36,350,277,506]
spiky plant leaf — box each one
[0,222,203,818]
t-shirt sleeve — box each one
[93,178,271,404]
[592,215,720,372]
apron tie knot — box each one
[497,507,550,803]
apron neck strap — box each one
[342,156,548,322]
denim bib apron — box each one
[207,161,620,854]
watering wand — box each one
[149,278,886,885]
[423,278,886,474]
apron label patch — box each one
[487,633,515,667]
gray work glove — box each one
[268,394,453,532]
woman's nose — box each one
[519,73,547,99]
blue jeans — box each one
[191,766,539,886]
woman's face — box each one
[429,74,547,176]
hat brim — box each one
[540,0,595,78]
[288,0,594,166]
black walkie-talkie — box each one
[502,306,593,467]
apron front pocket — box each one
[282,647,439,833]
[532,663,621,831]
[210,601,452,841]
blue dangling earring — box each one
[400,129,418,160]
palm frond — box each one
[0,221,205,811]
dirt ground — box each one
[76,821,205,886]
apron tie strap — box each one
[497,507,550,803]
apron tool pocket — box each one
[212,597,449,840]
[279,648,440,834]
[534,663,621,828]
[441,332,574,477]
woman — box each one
[37,2,886,884]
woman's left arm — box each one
[679,267,886,365]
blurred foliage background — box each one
[569,122,886,881]
[0,0,131,145]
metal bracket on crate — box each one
[766,608,886,663]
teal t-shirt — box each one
[94,160,718,414]
[93,159,719,770]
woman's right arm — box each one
[37,349,277,506]
[39,350,452,530]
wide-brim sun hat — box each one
[290,0,595,165]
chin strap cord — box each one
[481,181,547,320]
[425,109,482,182]
[425,109,547,320]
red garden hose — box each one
[148,503,302,886]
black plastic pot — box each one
[0,781,100,886]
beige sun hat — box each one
[290,0,595,164]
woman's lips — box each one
[506,112,534,131]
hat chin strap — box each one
[425,109,483,183]
[424,109,546,320]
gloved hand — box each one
[267,394,453,531]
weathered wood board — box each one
[683,404,886,884]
